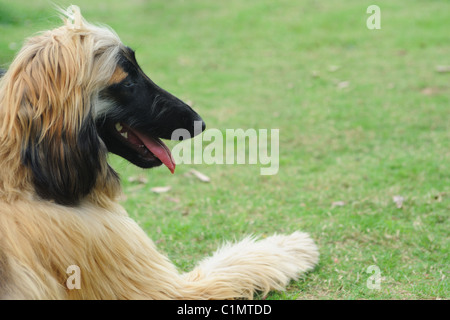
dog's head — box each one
[96,46,204,173]
[0,6,204,205]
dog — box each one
[0,6,318,299]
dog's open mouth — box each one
[112,122,176,173]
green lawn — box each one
[0,0,448,299]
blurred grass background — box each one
[0,0,448,299]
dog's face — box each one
[96,47,205,173]
[3,8,206,206]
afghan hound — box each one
[0,6,319,299]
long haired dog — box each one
[0,6,318,299]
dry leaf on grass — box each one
[182,208,190,216]
[328,65,340,72]
[393,195,404,208]
[421,87,440,96]
[150,186,172,193]
[165,196,180,203]
[188,169,211,182]
[331,201,346,208]
[128,175,148,184]
[435,65,450,73]
[434,193,445,202]
[337,81,350,89]
[311,70,320,78]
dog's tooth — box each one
[121,131,128,139]
[115,122,123,132]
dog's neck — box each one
[86,162,122,209]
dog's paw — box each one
[183,231,319,299]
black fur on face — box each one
[22,115,106,206]
[96,47,205,169]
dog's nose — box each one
[191,115,205,137]
[197,114,206,133]
[200,119,206,132]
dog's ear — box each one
[10,33,106,206]
[22,114,103,206]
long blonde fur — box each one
[0,6,319,299]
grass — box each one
[0,0,448,299]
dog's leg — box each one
[80,227,318,300]
[181,231,319,299]
[7,201,317,299]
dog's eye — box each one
[122,81,135,88]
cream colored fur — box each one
[0,199,318,299]
[0,6,319,300]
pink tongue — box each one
[133,131,176,174]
